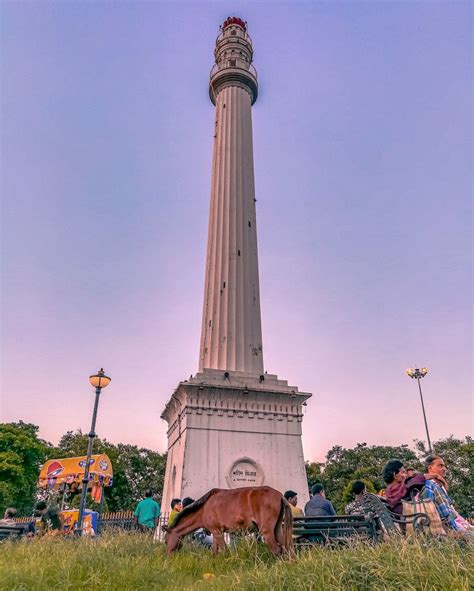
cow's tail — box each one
[284,500,294,556]
[276,497,294,557]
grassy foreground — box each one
[0,532,472,590]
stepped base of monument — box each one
[160,371,312,513]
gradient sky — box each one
[1,1,472,462]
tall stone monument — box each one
[161,17,311,511]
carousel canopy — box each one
[38,454,113,489]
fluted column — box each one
[199,18,263,375]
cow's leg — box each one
[275,516,291,556]
[165,532,182,556]
[259,527,282,556]
[275,521,284,547]
[211,531,225,556]
[218,532,227,552]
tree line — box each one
[0,421,471,517]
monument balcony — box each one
[209,62,257,81]
[209,63,258,105]
[215,30,253,47]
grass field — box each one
[0,532,472,590]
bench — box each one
[0,524,29,541]
[292,514,377,547]
[361,493,430,536]
[291,493,430,547]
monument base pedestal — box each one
[161,369,311,512]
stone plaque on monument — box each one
[227,459,264,487]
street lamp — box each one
[76,368,111,536]
[406,367,432,453]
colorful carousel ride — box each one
[38,454,113,533]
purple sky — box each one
[1,1,472,462]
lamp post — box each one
[406,367,432,453]
[76,368,111,536]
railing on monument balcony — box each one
[215,31,254,46]
[209,63,258,80]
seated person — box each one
[34,501,63,536]
[0,508,17,526]
[284,490,304,518]
[304,484,336,517]
[344,481,367,516]
[383,459,425,515]
[383,460,407,515]
[168,498,182,528]
[420,455,473,536]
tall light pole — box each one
[406,367,432,453]
[76,368,111,536]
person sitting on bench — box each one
[304,484,336,517]
[34,501,63,536]
[421,454,473,536]
[383,459,425,515]
[284,490,304,518]
[345,481,367,516]
[0,508,17,526]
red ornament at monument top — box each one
[223,16,246,31]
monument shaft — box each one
[200,20,263,374]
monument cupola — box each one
[210,17,258,105]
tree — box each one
[114,443,167,508]
[317,443,420,512]
[55,431,167,511]
[305,461,323,491]
[0,422,51,514]
[416,436,473,517]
